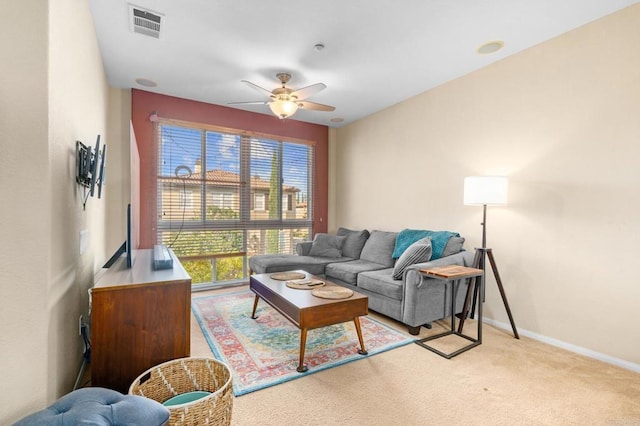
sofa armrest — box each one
[296,241,313,256]
[401,250,476,326]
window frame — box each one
[254,193,266,211]
[178,189,193,209]
[154,118,315,287]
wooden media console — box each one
[90,248,191,393]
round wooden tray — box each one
[270,272,305,281]
[286,281,325,290]
[311,286,354,299]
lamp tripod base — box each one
[459,248,519,339]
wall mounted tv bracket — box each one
[76,136,106,210]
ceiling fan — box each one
[229,73,335,119]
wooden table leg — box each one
[354,317,368,355]
[251,295,259,319]
[297,328,308,372]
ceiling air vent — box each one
[129,5,164,39]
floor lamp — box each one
[460,176,519,339]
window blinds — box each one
[155,121,313,283]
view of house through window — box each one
[156,120,313,288]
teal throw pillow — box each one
[393,229,460,260]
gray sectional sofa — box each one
[249,227,476,335]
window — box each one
[179,190,192,209]
[156,121,314,287]
[211,192,234,209]
[254,193,266,211]
[283,194,293,212]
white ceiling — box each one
[88,0,638,128]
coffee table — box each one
[250,271,369,372]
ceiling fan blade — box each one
[298,100,335,112]
[228,100,269,105]
[291,83,326,100]
[241,80,274,98]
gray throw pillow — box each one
[359,230,398,267]
[441,236,465,257]
[295,241,313,256]
[336,227,370,259]
[392,237,432,280]
[308,233,347,258]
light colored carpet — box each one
[190,286,640,425]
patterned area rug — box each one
[192,291,414,396]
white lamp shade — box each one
[464,176,508,205]
[269,98,299,119]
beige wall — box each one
[0,1,50,420]
[105,89,133,256]
[0,0,115,422]
[334,5,640,367]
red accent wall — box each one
[131,89,329,248]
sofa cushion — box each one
[357,269,404,300]
[308,233,347,258]
[359,230,397,267]
[442,236,465,257]
[337,227,370,259]
[249,254,350,275]
[326,259,388,286]
[392,237,432,279]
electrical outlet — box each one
[79,315,83,336]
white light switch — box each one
[80,230,89,255]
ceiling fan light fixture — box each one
[269,98,299,119]
[233,73,333,119]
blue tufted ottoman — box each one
[13,387,170,425]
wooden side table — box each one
[415,264,484,359]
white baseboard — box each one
[483,318,640,374]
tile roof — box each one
[160,169,299,192]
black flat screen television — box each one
[103,203,132,268]
[97,144,106,199]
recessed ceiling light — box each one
[314,43,325,52]
[135,78,158,87]
[477,40,504,55]
[330,117,344,123]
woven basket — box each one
[129,357,233,425]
